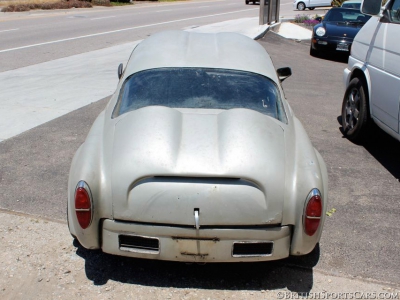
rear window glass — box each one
[324,8,371,23]
[113,68,286,122]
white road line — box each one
[0,8,257,53]
[156,9,173,12]
[90,16,116,20]
[0,28,19,33]
[199,6,210,8]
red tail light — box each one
[303,190,322,236]
[75,181,92,229]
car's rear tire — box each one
[309,7,315,10]
[245,0,249,4]
[297,2,306,10]
[341,77,370,143]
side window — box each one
[389,0,400,23]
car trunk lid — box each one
[110,106,286,226]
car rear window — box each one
[113,68,286,122]
[324,8,371,23]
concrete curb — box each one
[269,21,312,41]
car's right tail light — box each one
[75,181,93,229]
[303,189,322,236]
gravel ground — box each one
[0,210,398,299]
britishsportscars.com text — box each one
[277,291,399,299]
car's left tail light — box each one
[75,181,93,229]
[303,189,322,236]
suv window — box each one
[113,68,286,122]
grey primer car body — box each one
[68,31,328,262]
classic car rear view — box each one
[68,31,328,262]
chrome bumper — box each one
[102,220,291,262]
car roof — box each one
[123,30,278,82]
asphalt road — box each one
[0,0,257,71]
[0,0,330,72]
[0,30,399,288]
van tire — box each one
[341,77,370,143]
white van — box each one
[293,0,332,10]
[341,0,400,142]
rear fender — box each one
[282,117,328,255]
[67,112,106,249]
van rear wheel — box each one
[341,77,370,143]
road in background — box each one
[0,0,257,71]
[0,0,329,71]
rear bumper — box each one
[102,219,291,262]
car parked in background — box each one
[341,0,362,9]
[341,0,400,142]
[294,0,331,11]
[310,7,371,56]
[68,30,328,263]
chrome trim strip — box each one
[120,247,159,255]
[75,208,91,212]
[194,209,200,230]
[306,216,321,220]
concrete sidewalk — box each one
[271,22,312,40]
